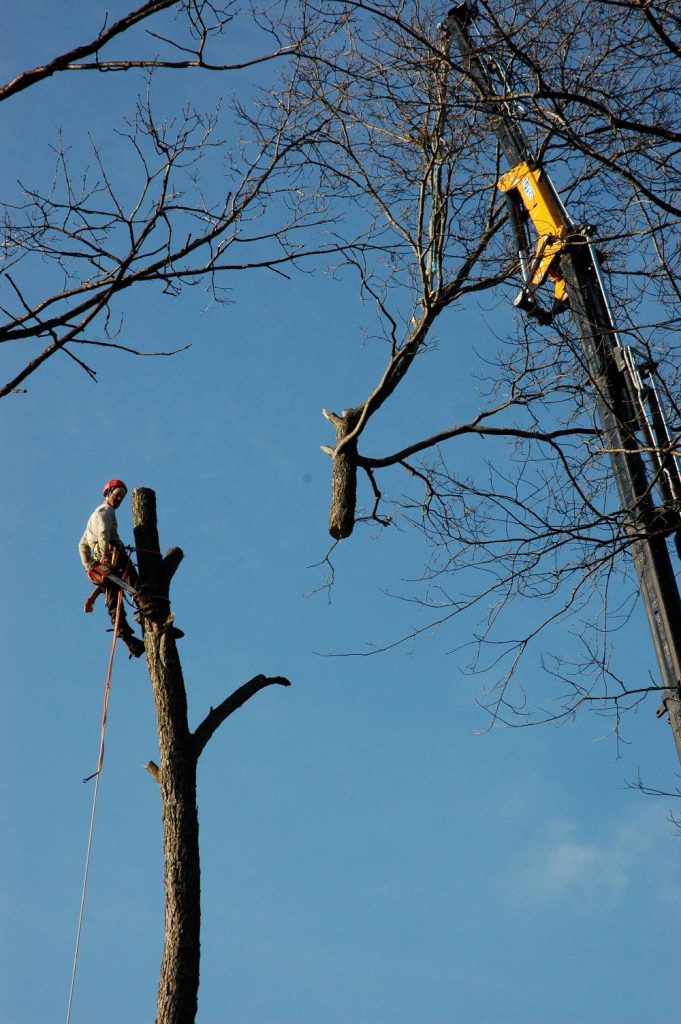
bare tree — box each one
[272,0,681,741]
[0,0,340,397]
[131,486,290,1024]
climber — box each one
[79,479,145,658]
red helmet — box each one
[103,478,127,496]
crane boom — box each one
[441,2,681,760]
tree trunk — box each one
[132,488,200,1024]
[326,407,362,539]
[156,712,200,1022]
[130,488,291,1022]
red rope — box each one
[96,589,122,775]
[67,589,124,1023]
[82,589,123,783]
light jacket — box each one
[78,502,121,567]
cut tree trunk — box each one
[132,488,200,1024]
[326,407,362,539]
[130,487,290,1024]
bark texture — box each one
[132,487,200,1024]
[326,407,362,539]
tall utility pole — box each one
[442,2,681,761]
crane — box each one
[440,1,681,761]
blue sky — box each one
[2,4,681,1023]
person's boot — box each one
[117,622,145,658]
[124,635,145,658]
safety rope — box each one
[65,590,123,1024]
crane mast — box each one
[441,2,681,760]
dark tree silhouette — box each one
[0,0,339,397]
[268,0,681,743]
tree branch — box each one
[0,0,181,104]
[163,546,184,583]
[192,674,292,758]
[359,422,597,470]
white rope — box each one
[65,771,102,1024]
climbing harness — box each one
[65,590,123,1024]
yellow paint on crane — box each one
[498,161,569,303]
